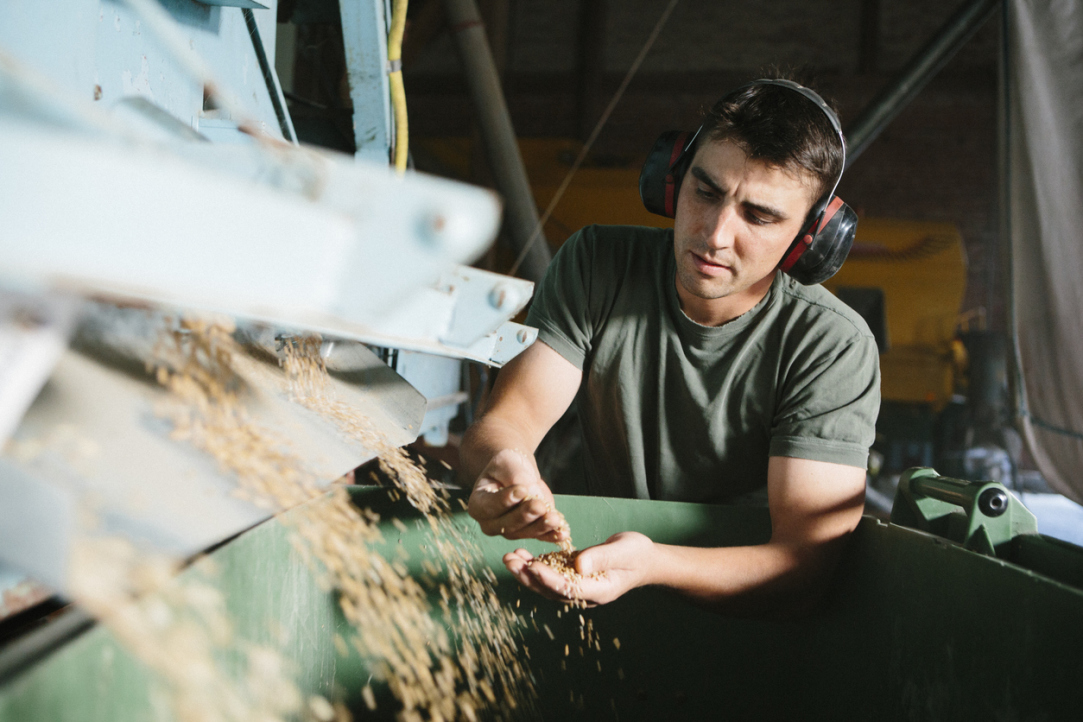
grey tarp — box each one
[1009,0,1083,504]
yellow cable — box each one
[388,0,409,173]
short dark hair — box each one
[699,80,844,203]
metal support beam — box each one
[243,8,297,142]
[844,0,999,169]
[444,0,552,283]
[340,0,392,164]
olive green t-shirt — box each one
[525,224,880,504]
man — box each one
[462,79,880,617]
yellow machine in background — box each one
[416,138,968,408]
[824,219,966,410]
[415,138,668,233]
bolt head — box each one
[489,283,523,311]
[978,487,1009,517]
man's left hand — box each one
[503,532,655,606]
[502,459,866,616]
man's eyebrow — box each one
[689,166,789,221]
[744,201,788,221]
[689,166,724,195]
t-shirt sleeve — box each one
[769,333,881,469]
[524,227,601,370]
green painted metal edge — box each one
[1,487,1081,721]
[891,467,1041,556]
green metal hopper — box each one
[2,472,1082,721]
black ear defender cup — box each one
[779,196,858,284]
[638,79,857,285]
[639,129,697,217]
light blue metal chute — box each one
[0,0,535,603]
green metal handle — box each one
[890,467,1038,557]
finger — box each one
[469,483,529,520]
[472,493,541,536]
[502,509,567,541]
[527,560,606,608]
[505,560,567,601]
[522,564,574,601]
[536,528,567,545]
[479,498,553,538]
[524,562,576,597]
[504,560,533,588]
[565,577,603,608]
[471,475,504,494]
[502,549,534,572]
[470,478,553,520]
[504,554,529,576]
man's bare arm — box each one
[462,341,582,544]
[646,457,866,615]
[505,456,866,617]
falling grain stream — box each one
[65,320,547,722]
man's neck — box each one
[676,274,776,327]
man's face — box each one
[672,139,817,312]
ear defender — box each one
[639,130,696,217]
[779,196,858,285]
[638,79,857,286]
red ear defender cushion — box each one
[782,197,858,286]
[662,132,688,217]
[780,196,845,272]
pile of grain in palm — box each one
[517,495,606,605]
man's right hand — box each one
[467,448,569,544]
[460,341,582,544]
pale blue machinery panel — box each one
[0,0,286,142]
[0,0,533,593]
[340,0,393,163]
[334,0,479,437]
